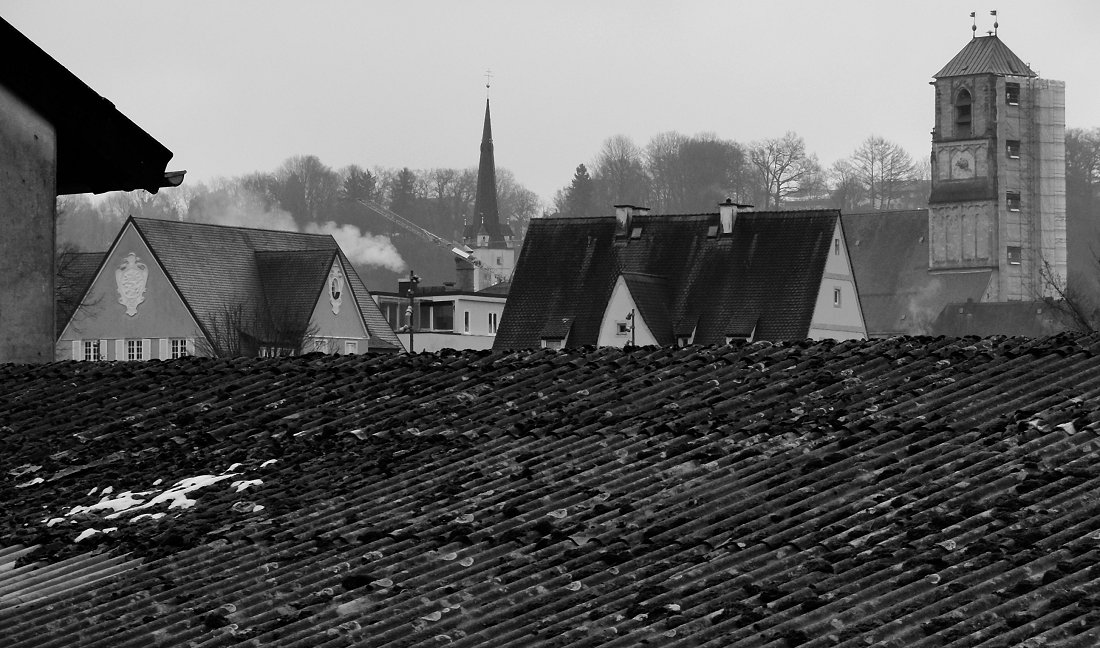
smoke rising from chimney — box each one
[305,221,407,272]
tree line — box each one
[551,131,931,217]
[57,155,542,288]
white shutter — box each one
[159,338,169,360]
[115,340,124,361]
[142,339,151,361]
[186,338,196,356]
[72,340,82,361]
[98,340,106,361]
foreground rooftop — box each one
[2,335,1100,646]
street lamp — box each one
[626,308,635,347]
[406,270,420,353]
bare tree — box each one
[748,132,821,209]
[195,297,320,358]
[846,135,918,210]
[1038,257,1098,333]
[592,134,648,208]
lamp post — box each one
[406,270,420,353]
[626,308,635,347]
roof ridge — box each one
[131,216,333,239]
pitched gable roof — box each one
[3,336,1100,646]
[934,34,1037,79]
[128,218,399,349]
[842,210,991,336]
[496,210,839,349]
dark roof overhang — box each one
[0,17,183,195]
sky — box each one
[3,1,1099,205]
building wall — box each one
[929,72,1066,302]
[597,276,657,347]
[0,84,57,363]
[808,220,866,340]
[56,223,202,360]
[304,259,371,352]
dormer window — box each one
[955,89,973,138]
[1005,82,1020,106]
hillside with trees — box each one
[57,155,541,290]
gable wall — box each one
[808,220,866,340]
[307,259,371,351]
[56,224,201,359]
[597,276,656,347]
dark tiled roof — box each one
[933,300,1074,337]
[622,272,672,341]
[934,35,1037,79]
[0,17,177,194]
[130,218,400,350]
[497,211,839,349]
[55,252,105,337]
[3,336,1100,646]
[842,211,990,335]
[255,250,336,334]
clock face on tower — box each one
[951,150,976,179]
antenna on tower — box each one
[970,11,977,38]
[484,69,493,99]
[990,9,998,36]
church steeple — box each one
[465,99,512,248]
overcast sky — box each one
[4,1,1098,204]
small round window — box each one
[330,276,342,301]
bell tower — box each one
[928,29,1065,300]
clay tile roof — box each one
[55,252,106,337]
[3,335,1100,646]
[934,35,1037,79]
[496,210,839,349]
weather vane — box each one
[484,69,493,99]
[970,11,977,38]
[991,9,998,36]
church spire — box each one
[465,98,511,247]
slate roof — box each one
[55,252,106,337]
[4,336,1100,646]
[842,211,991,336]
[934,35,1037,79]
[254,250,336,333]
[123,217,400,351]
[496,210,840,349]
[0,17,179,194]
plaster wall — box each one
[808,220,866,340]
[56,224,202,359]
[597,276,657,347]
[307,259,371,345]
[0,84,56,363]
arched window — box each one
[955,88,972,137]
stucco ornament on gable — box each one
[329,265,345,315]
[115,252,148,316]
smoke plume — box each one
[305,221,407,273]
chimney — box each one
[614,204,635,235]
[719,198,736,234]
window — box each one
[496,256,503,266]
[706,224,719,238]
[630,226,643,239]
[1006,140,1021,159]
[955,88,972,137]
[676,336,690,348]
[419,303,432,330]
[1007,191,1022,211]
[463,311,470,333]
[84,340,101,362]
[344,341,358,354]
[1005,82,1020,106]
[1007,246,1022,265]
[833,288,842,307]
[542,338,562,350]
[834,238,840,256]
[616,321,629,336]
[170,338,188,359]
[433,302,454,331]
[488,312,499,334]
[126,339,143,361]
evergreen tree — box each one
[561,164,596,218]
